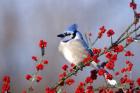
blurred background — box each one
[0,0,140,92]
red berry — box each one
[121,68,126,73]
[90,70,98,80]
[43,60,48,64]
[62,64,68,71]
[3,76,10,83]
[85,77,93,83]
[130,2,137,10]
[105,52,112,59]
[92,48,101,55]
[39,40,47,48]
[106,62,114,70]
[126,37,133,44]
[106,74,113,80]
[36,75,42,82]
[125,51,134,56]
[65,79,75,86]
[59,72,67,80]
[107,29,115,37]
[113,44,124,53]
[115,72,120,76]
[98,69,105,76]
[100,26,106,33]
[36,63,44,71]
[98,26,106,38]
[32,56,38,61]
[25,74,32,80]
[137,77,140,86]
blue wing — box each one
[77,31,93,56]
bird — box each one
[57,24,93,65]
[57,24,117,86]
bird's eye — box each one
[67,33,71,36]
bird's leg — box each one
[75,62,85,71]
[72,63,84,77]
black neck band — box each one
[72,30,77,39]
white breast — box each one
[58,39,89,65]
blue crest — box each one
[67,24,78,31]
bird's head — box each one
[57,24,83,42]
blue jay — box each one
[57,24,117,86]
[57,24,93,65]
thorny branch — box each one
[52,22,140,92]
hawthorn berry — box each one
[36,63,44,71]
[39,40,47,48]
[65,79,75,86]
[25,74,32,80]
[36,75,42,82]
[130,2,137,10]
[62,64,68,71]
[107,29,115,37]
[137,77,140,86]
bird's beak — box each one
[57,33,65,38]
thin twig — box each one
[117,25,140,44]
[115,23,134,44]
[91,38,98,47]
[111,36,113,45]
[85,33,89,46]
